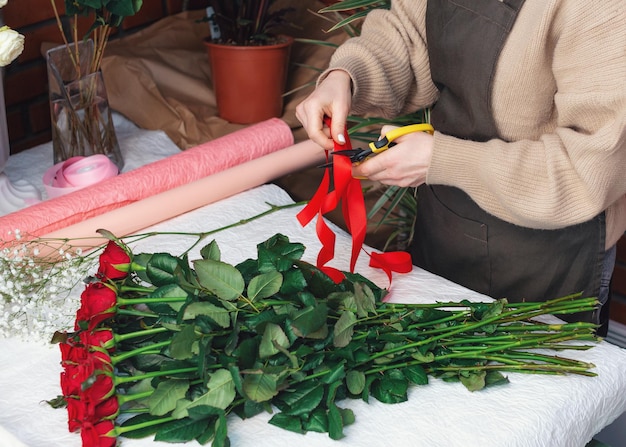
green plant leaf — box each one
[290,303,328,337]
[278,381,324,416]
[303,408,329,433]
[194,259,245,301]
[268,413,305,434]
[354,282,376,317]
[257,234,305,272]
[280,268,307,295]
[459,370,487,392]
[485,371,509,387]
[371,369,409,404]
[346,370,366,395]
[183,302,231,328]
[213,412,230,447]
[154,418,208,443]
[327,404,345,440]
[169,324,196,360]
[242,371,279,403]
[247,271,283,301]
[148,380,190,416]
[200,240,221,261]
[403,365,429,386]
[333,310,357,347]
[196,369,236,410]
[147,253,181,286]
[259,323,290,359]
[173,369,236,418]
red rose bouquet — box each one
[50,233,600,447]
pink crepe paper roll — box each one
[0,118,293,241]
[36,140,326,253]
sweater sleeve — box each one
[320,0,438,117]
[427,0,626,233]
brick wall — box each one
[1,0,211,154]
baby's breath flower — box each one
[0,232,101,343]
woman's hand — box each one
[353,125,434,188]
[295,70,353,151]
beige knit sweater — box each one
[325,0,626,248]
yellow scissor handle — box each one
[369,123,435,154]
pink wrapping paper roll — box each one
[0,118,293,241]
[37,140,326,252]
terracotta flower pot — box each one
[204,36,294,124]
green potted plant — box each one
[202,0,296,124]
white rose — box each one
[0,26,24,67]
[0,0,8,8]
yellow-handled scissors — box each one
[318,123,434,168]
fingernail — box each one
[337,133,346,144]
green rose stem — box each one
[110,340,171,363]
[111,416,177,438]
[114,366,198,385]
[118,201,306,256]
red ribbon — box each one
[297,118,413,284]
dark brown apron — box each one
[411,0,605,323]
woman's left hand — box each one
[352,125,434,187]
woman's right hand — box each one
[295,70,353,151]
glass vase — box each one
[46,40,123,170]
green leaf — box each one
[194,259,245,301]
[154,418,208,443]
[147,253,182,286]
[371,369,409,404]
[290,303,328,337]
[242,371,279,402]
[403,365,429,386]
[485,371,509,387]
[333,311,357,348]
[320,361,346,385]
[410,350,435,363]
[303,408,328,433]
[268,413,305,434]
[259,323,290,359]
[247,271,283,301]
[346,370,366,395]
[327,404,345,440]
[459,370,487,392]
[183,302,231,328]
[148,380,190,416]
[149,284,188,311]
[280,268,307,295]
[354,282,376,317]
[190,369,236,411]
[257,234,305,272]
[200,240,221,261]
[169,324,196,360]
[278,381,324,416]
[214,412,230,447]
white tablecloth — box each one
[1,118,626,447]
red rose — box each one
[80,420,116,447]
[82,372,115,404]
[98,241,130,280]
[75,282,117,330]
[92,396,119,421]
[60,343,90,397]
[66,397,85,432]
[80,329,115,352]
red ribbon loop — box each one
[297,118,413,284]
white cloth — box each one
[1,118,625,447]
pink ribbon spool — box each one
[43,155,119,199]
